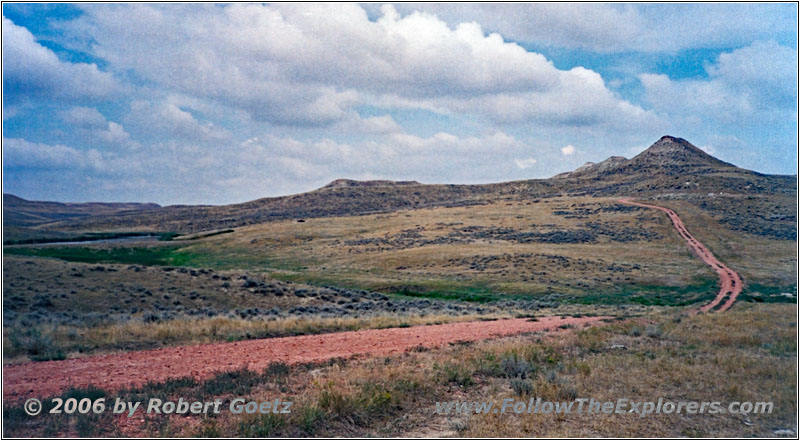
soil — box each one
[619,198,742,312]
[3,316,603,402]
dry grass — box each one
[177,196,725,298]
[655,198,796,287]
[2,313,511,362]
[7,303,792,437]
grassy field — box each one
[4,303,795,437]
[4,195,795,363]
[1,193,796,437]
[7,196,793,304]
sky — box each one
[2,3,797,205]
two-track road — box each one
[3,315,604,403]
[619,198,742,313]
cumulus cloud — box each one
[60,106,107,129]
[639,41,797,124]
[4,137,87,169]
[124,100,231,143]
[68,4,651,129]
[59,106,138,149]
[514,158,537,169]
[2,4,796,203]
[2,137,136,173]
[2,16,119,104]
[385,3,797,53]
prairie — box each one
[3,303,795,437]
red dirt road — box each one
[619,198,742,313]
[3,316,603,402]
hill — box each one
[2,194,161,227]
[4,136,795,238]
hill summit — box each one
[321,179,422,189]
[553,135,735,180]
[629,136,734,169]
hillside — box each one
[4,136,795,237]
[2,194,161,227]
[553,136,794,195]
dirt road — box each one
[3,316,603,402]
[619,198,742,313]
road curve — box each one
[619,198,742,313]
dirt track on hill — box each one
[619,198,742,313]
[3,316,603,402]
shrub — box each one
[439,363,474,387]
[265,362,290,377]
[9,327,64,361]
[500,354,534,379]
[645,324,662,338]
[510,378,533,396]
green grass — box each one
[3,231,178,245]
[568,277,720,306]
[3,245,195,266]
[738,283,797,304]
[268,273,518,304]
[390,284,502,303]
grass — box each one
[3,313,508,361]
[738,283,797,304]
[569,277,721,306]
[3,232,178,245]
[5,303,794,437]
[4,245,195,266]
[390,283,502,303]
[25,196,723,300]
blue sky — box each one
[2,3,797,205]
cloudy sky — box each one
[2,3,797,205]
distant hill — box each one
[322,179,422,189]
[5,136,795,237]
[552,136,794,195]
[2,194,161,227]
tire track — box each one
[3,316,604,402]
[619,198,742,313]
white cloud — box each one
[2,16,119,104]
[561,145,576,155]
[2,137,135,172]
[699,145,715,155]
[384,3,797,53]
[514,157,537,169]
[59,106,139,149]
[69,4,651,129]
[333,114,404,135]
[433,66,661,128]
[125,100,231,143]
[639,41,797,124]
[4,138,86,169]
[60,106,107,129]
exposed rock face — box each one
[553,156,628,179]
[322,179,422,189]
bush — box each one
[645,324,662,338]
[510,378,533,396]
[9,327,64,361]
[500,354,534,379]
[265,362,290,377]
[439,363,474,387]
